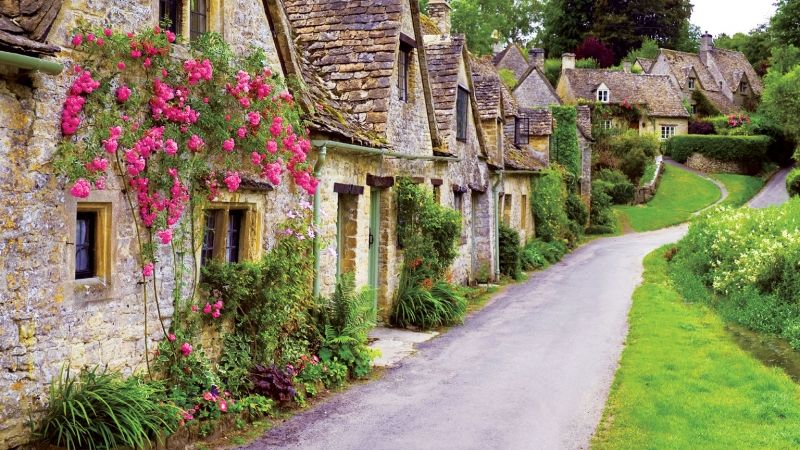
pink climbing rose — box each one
[69,178,91,198]
[224,171,241,192]
[180,342,193,356]
[157,228,173,245]
[187,134,205,152]
[203,303,212,314]
[222,138,235,152]
[167,333,176,342]
[116,85,131,102]
[142,262,154,278]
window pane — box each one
[159,0,181,33]
[75,212,95,279]
[226,210,243,263]
[456,87,468,141]
[190,0,207,41]
[398,49,408,101]
[201,211,216,266]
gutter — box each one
[312,145,327,298]
[0,50,63,75]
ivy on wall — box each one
[550,106,581,189]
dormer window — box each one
[456,86,469,141]
[688,77,695,90]
[514,117,529,146]
[739,82,748,94]
[597,89,609,103]
[398,34,416,103]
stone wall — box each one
[685,152,757,175]
[633,156,664,204]
[501,174,534,243]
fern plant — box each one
[35,366,179,450]
[317,273,376,378]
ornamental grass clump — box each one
[35,366,179,450]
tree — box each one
[760,65,800,142]
[772,0,800,48]
[451,0,544,55]
[538,0,595,57]
[623,37,660,63]
[675,22,701,53]
[575,36,614,67]
[715,25,773,75]
[590,0,693,62]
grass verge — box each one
[614,165,720,232]
[592,247,800,450]
[711,173,765,207]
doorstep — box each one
[368,327,439,368]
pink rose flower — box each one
[180,342,193,356]
[116,85,131,102]
[248,111,261,127]
[71,34,83,47]
[95,176,106,190]
[213,300,223,310]
[203,391,214,401]
[191,305,199,312]
[251,152,263,165]
[164,139,178,156]
[117,61,126,71]
[211,310,221,319]
[69,178,91,198]
[157,228,173,245]
[203,303,212,314]
[222,138,235,152]
[142,262,154,278]
[224,171,240,192]
[237,127,247,138]
[167,333,176,342]
[187,135,204,152]
[218,399,227,412]
[104,28,112,37]
[96,38,104,46]
[166,30,176,43]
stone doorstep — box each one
[367,327,439,368]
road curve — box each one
[749,165,792,208]
[242,226,688,450]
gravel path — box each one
[241,226,688,450]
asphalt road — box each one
[749,165,792,208]
[242,226,688,450]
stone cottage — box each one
[646,33,763,114]
[508,48,561,109]
[557,53,690,140]
[0,0,293,447]
[492,43,530,81]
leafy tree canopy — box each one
[772,0,800,48]
[451,0,544,55]
[715,25,773,75]
[623,37,660,63]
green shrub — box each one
[530,168,573,243]
[608,130,660,182]
[498,68,517,89]
[588,180,616,234]
[550,106,581,182]
[499,223,522,279]
[521,239,568,270]
[786,167,800,196]
[565,192,588,226]
[691,90,722,117]
[391,276,466,329]
[36,367,179,450]
[665,135,771,165]
[596,168,636,204]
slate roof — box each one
[0,1,61,56]
[563,69,689,118]
[424,35,465,145]
[503,137,546,171]
[512,64,562,106]
[283,0,406,147]
[469,55,504,120]
[635,57,655,72]
[518,108,552,136]
[709,48,763,95]
[659,49,718,91]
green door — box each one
[368,189,381,317]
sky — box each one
[691,0,777,37]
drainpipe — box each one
[492,170,504,280]
[0,50,63,75]
[312,144,327,298]
[311,140,461,162]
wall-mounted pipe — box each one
[312,145,328,298]
[311,140,461,162]
[0,50,63,75]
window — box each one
[597,89,609,103]
[521,195,528,229]
[503,194,512,225]
[719,81,724,89]
[453,191,464,213]
[433,185,441,203]
[159,0,181,34]
[688,77,695,90]
[398,46,411,102]
[75,212,96,279]
[189,0,207,41]
[201,206,253,265]
[740,82,748,94]
[496,119,503,153]
[456,86,469,141]
[514,117,529,146]
[660,125,676,140]
[601,119,613,130]
[690,104,697,114]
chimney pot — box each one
[427,0,452,35]
[562,53,576,72]
[530,48,545,71]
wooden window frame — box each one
[74,203,112,282]
[158,0,218,42]
[503,194,512,225]
[189,0,208,41]
[739,82,747,94]
[687,77,695,90]
[602,119,613,130]
[660,125,676,140]
[201,204,256,265]
[514,117,529,146]
[398,45,412,102]
[597,89,609,103]
[521,195,528,229]
[456,86,469,142]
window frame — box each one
[189,0,208,41]
[158,0,217,42]
[75,211,96,280]
[739,81,747,94]
[73,203,112,282]
[456,86,469,142]
[200,204,255,266]
[601,119,613,130]
[520,194,528,229]
[502,193,512,225]
[514,116,529,146]
[688,77,695,90]
[398,45,411,102]
[597,89,609,103]
[660,125,676,140]
[159,0,182,34]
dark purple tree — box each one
[575,36,615,67]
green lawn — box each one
[615,165,720,232]
[711,173,765,207]
[592,248,800,450]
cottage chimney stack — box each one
[561,53,576,72]
[623,61,631,73]
[530,48,545,71]
[700,31,713,63]
[428,0,452,35]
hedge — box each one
[788,168,800,197]
[666,135,771,164]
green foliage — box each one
[538,0,595,57]
[623,37,660,63]
[565,192,589,225]
[691,90,722,117]
[499,223,522,279]
[714,25,773,74]
[710,173,765,207]
[36,367,179,450]
[391,275,468,329]
[230,394,275,422]
[665,135,771,166]
[596,168,635,204]
[451,0,544,55]
[787,168,800,197]
[550,106,581,182]
[760,64,800,143]
[611,131,660,183]
[543,58,562,86]
[154,336,221,414]
[530,168,573,243]
[498,68,518,89]
[766,45,800,76]
[217,333,253,397]
[317,273,376,378]
[588,180,616,234]
[771,0,800,48]
[670,198,800,349]
[521,239,568,270]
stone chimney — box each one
[562,53,575,72]
[530,48,545,71]
[623,61,631,73]
[428,0,452,36]
[700,31,713,63]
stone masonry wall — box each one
[0,1,286,447]
[686,152,757,175]
[501,174,535,243]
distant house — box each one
[556,53,690,140]
[647,33,763,113]
[633,57,655,73]
[510,48,562,108]
[493,43,530,80]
